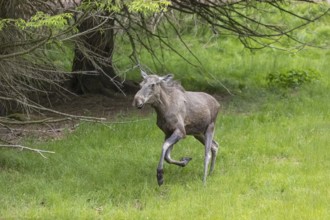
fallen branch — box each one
[0,144,55,159]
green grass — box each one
[0,81,329,219]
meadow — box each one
[1,5,330,219]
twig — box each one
[0,144,55,159]
[101,118,151,125]
[61,16,111,41]
[0,122,13,132]
[0,117,74,125]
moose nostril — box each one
[136,101,144,109]
[133,98,144,109]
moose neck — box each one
[151,85,175,115]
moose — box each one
[133,71,220,186]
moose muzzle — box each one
[133,95,145,109]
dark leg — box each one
[157,129,184,186]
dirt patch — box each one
[0,94,153,144]
[52,94,137,118]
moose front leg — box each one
[157,129,183,186]
[165,145,192,167]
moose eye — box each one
[149,83,155,89]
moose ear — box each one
[141,70,148,79]
[160,74,173,82]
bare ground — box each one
[0,94,153,144]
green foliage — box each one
[25,12,72,29]
[80,0,123,12]
[266,69,320,89]
[80,0,171,14]
[0,12,73,31]
[128,0,171,15]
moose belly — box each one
[183,107,212,135]
[184,120,210,135]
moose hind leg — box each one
[165,145,192,167]
[203,123,215,185]
[195,135,218,175]
[210,140,219,174]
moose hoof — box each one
[180,157,192,167]
[157,169,164,186]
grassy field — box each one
[1,5,330,219]
[1,65,329,219]
[1,85,329,219]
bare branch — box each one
[0,117,73,125]
[0,32,52,61]
[0,144,55,158]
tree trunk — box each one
[70,14,138,96]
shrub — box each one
[266,69,320,89]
